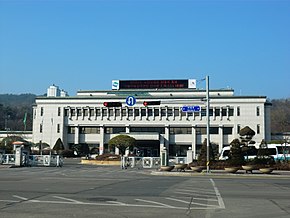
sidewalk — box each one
[151,169,290,178]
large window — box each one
[130,127,165,134]
[223,127,233,135]
[169,144,189,156]
[68,126,75,134]
[80,127,100,134]
[170,127,192,134]
[196,127,219,135]
[105,127,126,134]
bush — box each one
[95,153,121,161]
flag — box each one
[23,112,27,125]
[23,112,27,131]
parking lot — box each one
[1,159,290,218]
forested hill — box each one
[0,94,289,134]
[0,94,36,131]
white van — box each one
[218,145,258,161]
[219,144,290,161]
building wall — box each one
[32,89,270,158]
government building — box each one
[32,79,271,158]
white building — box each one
[32,80,271,158]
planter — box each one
[81,159,120,166]
[190,166,205,173]
[242,165,255,173]
[174,164,187,172]
[259,168,274,174]
[224,167,239,173]
[160,166,175,172]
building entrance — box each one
[133,140,160,157]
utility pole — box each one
[206,76,210,173]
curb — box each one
[150,170,290,179]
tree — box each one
[197,139,215,165]
[108,135,136,156]
[228,138,244,166]
[53,138,65,154]
[0,135,27,153]
[239,126,256,160]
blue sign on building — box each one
[182,105,201,112]
[126,96,136,106]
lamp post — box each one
[206,76,210,173]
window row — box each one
[63,106,237,119]
[67,126,234,135]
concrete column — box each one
[191,125,197,159]
[74,126,79,145]
[219,125,224,154]
[99,125,105,155]
[126,125,130,133]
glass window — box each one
[130,127,165,134]
[105,127,126,134]
[90,108,95,116]
[141,108,146,116]
[257,124,260,134]
[71,109,76,116]
[170,127,192,134]
[109,109,114,116]
[128,109,133,116]
[223,127,232,135]
[237,125,241,134]
[58,107,61,116]
[154,108,159,116]
[229,108,234,116]
[40,107,44,116]
[167,108,173,116]
[215,108,220,116]
[169,144,189,156]
[84,109,89,116]
[174,108,179,116]
[102,108,108,116]
[68,126,75,134]
[57,124,60,133]
[148,108,153,116]
[115,109,120,116]
[77,109,82,116]
[237,107,240,116]
[80,127,100,134]
[134,108,139,116]
[40,123,43,133]
[64,109,69,117]
[196,127,206,135]
[122,109,127,116]
[96,108,101,116]
[161,108,166,116]
[256,106,260,116]
[222,108,227,116]
[201,108,206,117]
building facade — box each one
[32,86,271,158]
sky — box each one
[0,0,289,100]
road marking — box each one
[166,196,218,202]
[135,198,175,208]
[210,178,225,209]
[13,195,28,201]
[0,199,19,203]
[107,201,126,205]
[176,188,217,195]
[53,196,83,203]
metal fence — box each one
[0,154,63,167]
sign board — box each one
[182,105,201,112]
[112,79,196,90]
[126,96,136,106]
